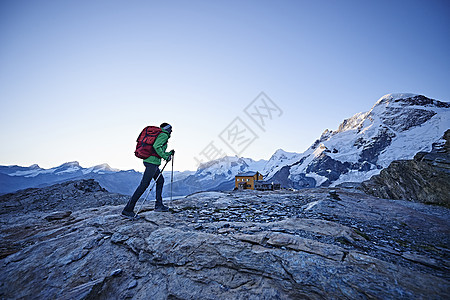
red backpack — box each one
[134,126,163,159]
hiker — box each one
[122,123,174,218]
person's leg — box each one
[123,162,158,213]
[154,168,165,208]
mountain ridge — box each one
[267,93,449,188]
[1,93,449,196]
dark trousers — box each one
[124,162,164,212]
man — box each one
[122,123,174,218]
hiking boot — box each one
[154,205,169,212]
[121,210,139,219]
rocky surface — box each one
[361,130,450,207]
[0,179,129,259]
[1,181,449,299]
[0,179,128,215]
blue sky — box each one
[1,0,449,172]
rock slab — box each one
[0,184,449,299]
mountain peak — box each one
[92,163,118,172]
[59,161,81,168]
[197,156,239,170]
[272,149,290,156]
[374,93,449,109]
[270,149,299,159]
[376,93,418,105]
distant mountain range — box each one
[1,93,448,196]
[0,162,141,195]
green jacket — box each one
[144,129,172,166]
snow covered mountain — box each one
[262,149,303,179]
[167,156,268,196]
[182,94,449,191]
[195,156,267,181]
[0,162,142,195]
[3,93,448,196]
[0,161,199,196]
[1,162,119,178]
[266,93,450,188]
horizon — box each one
[2,92,447,173]
[1,0,449,172]
[3,89,448,174]
[0,151,276,172]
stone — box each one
[110,269,123,276]
[194,224,204,230]
[361,130,450,207]
[44,211,72,221]
[127,279,137,289]
[111,232,129,244]
[265,232,346,261]
[401,252,445,270]
[217,228,234,234]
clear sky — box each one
[1,0,449,172]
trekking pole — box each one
[135,159,170,217]
[171,153,174,201]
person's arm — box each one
[153,132,172,160]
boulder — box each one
[361,130,450,207]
